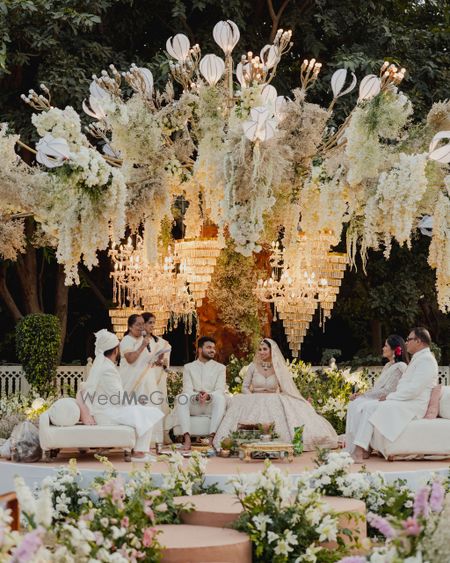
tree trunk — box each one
[370,319,382,355]
[0,263,23,322]
[15,219,42,314]
[54,264,69,362]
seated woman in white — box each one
[119,313,171,444]
[213,339,338,450]
[345,334,408,461]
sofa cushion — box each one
[439,386,450,419]
[49,398,80,426]
[424,385,442,419]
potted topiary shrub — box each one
[16,314,61,396]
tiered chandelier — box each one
[109,234,223,336]
[254,231,347,356]
[174,237,224,307]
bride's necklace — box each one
[261,361,273,371]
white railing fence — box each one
[1,364,448,398]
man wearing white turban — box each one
[81,329,164,462]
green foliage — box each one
[166,369,183,405]
[208,242,263,346]
[226,353,252,394]
[334,237,450,362]
[232,461,355,562]
[290,361,371,434]
[16,313,61,395]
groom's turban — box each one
[94,329,119,356]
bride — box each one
[213,339,338,450]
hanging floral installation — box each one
[0,20,449,344]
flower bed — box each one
[1,450,449,562]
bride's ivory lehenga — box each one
[213,339,338,451]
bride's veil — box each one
[262,338,306,401]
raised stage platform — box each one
[1,450,449,494]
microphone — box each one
[142,330,151,352]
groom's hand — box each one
[378,395,387,401]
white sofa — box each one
[371,386,450,460]
[39,410,136,462]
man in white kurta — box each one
[176,336,227,450]
[353,327,438,462]
[82,329,164,462]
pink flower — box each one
[413,487,430,518]
[402,517,422,536]
[367,513,395,538]
[148,489,161,497]
[11,528,43,562]
[339,558,367,563]
[144,500,155,521]
[121,516,129,528]
[94,531,103,545]
[429,481,445,513]
[142,527,155,547]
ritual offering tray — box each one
[238,441,294,462]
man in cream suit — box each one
[353,327,438,462]
[177,336,227,450]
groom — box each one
[177,336,227,450]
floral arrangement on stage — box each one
[1,450,449,561]
[231,460,360,562]
[0,19,448,341]
[290,362,372,434]
[304,450,416,521]
[339,482,450,563]
[0,453,216,562]
[0,394,54,440]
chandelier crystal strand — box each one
[254,230,346,356]
[174,237,224,307]
[109,238,197,336]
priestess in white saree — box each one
[119,313,171,443]
[213,339,338,450]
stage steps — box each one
[156,524,252,563]
[164,493,367,560]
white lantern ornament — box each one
[330,68,357,99]
[199,54,225,86]
[358,74,381,102]
[166,34,191,63]
[213,20,240,55]
[242,107,277,142]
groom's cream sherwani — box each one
[176,359,227,435]
[369,347,438,442]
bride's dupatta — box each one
[263,338,309,402]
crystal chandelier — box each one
[174,237,224,307]
[109,237,197,336]
[254,232,347,356]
